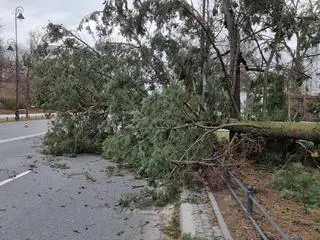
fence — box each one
[214,157,303,240]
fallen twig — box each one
[132,185,144,189]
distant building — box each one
[304,44,320,96]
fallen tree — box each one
[216,122,320,143]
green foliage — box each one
[246,73,286,121]
[118,182,180,210]
[164,215,180,239]
[243,0,285,25]
[103,85,217,179]
[273,163,320,213]
[261,151,286,168]
[308,100,320,120]
[181,233,205,240]
[43,113,108,155]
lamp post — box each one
[13,6,25,120]
[7,39,15,52]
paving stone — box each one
[180,187,226,239]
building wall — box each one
[306,44,320,96]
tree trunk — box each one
[224,122,320,143]
[222,0,241,117]
[197,0,206,96]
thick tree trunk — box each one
[222,0,241,117]
[224,122,320,143]
[197,0,206,96]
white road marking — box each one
[0,132,46,144]
[0,170,32,187]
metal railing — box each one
[214,158,303,240]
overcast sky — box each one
[0,0,104,47]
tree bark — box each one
[224,122,320,143]
[222,0,241,117]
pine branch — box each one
[172,160,242,168]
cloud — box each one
[0,0,104,46]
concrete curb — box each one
[180,189,195,236]
[180,202,196,236]
[180,187,232,239]
[206,186,233,240]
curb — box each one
[206,186,233,240]
[180,186,233,240]
[180,202,196,236]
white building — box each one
[305,44,320,96]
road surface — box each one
[0,120,164,240]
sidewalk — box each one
[180,185,233,240]
[0,113,46,120]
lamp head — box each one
[17,13,25,20]
[7,45,14,51]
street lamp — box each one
[7,39,15,52]
[13,6,25,121]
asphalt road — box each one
[0,120,163,240]
[0,119,47,141]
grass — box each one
[164,215,180,239]
[164,203,181,239]
[181,233,205,240]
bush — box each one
[2,99,16,110]
[308,100,320,120]
[273,163,320,213]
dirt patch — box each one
[241,165,320,240]
[207,165,320,240]
[214,189,259,239]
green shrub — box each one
[2,99,16,110]
[273,163,320,213]
[261,151,285,167]
[307,100,320,120]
